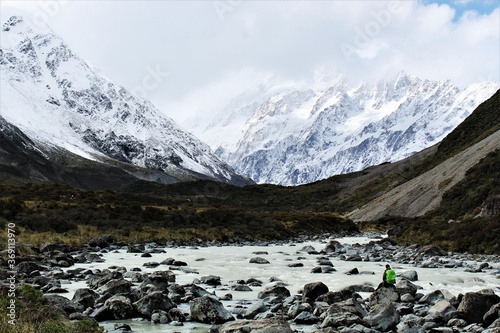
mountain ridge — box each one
[0,14,252,187]
[188,73,499,185]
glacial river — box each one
[58,236,500,332]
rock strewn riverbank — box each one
[1,234,499,332]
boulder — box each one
[127,244,144,253]
[293,311,319,324]
[396,314,426,333]
[104,295,134,319]
[139,270,175,291]
[190,295,234,324]
[417,245,447,256]
[288,263,304,267]
[16,261,45,275]
[244,300,268,319]
[457,289,500,323]
[134,291,176,318]
[419,290,445,306]
[201,275,222,286]
[323,298,366,318]
[364,301,399,331]
[321,312,363,328]
[97,278,132,295]
[317,258,334,266]
[302,281,329,304]
[317,289,353,305]
[170,260,187,266]
[288,302,312,319]
[72,288,99,308]
[42,294,84,317]
[368,286,399,308]
[216,318,292,333]
[396,279,419,296]
[250,257,270,264]
[168,307,186,322]
[88,234,114,248]
[322,240,342,253]
[151,310,169,324]
[143,261,160,268]
[257,282,291,300]
[89,305,113,321]
[191,284,214,298]
[87,271,123,289]
[428,300,457,322]
[399,270,419,281]
[483,303,500,326]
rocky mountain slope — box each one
[189,74,499,185]
[0,14,251,187]
[349,89,500,222]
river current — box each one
[58,235,500,332]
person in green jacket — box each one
[383,264,396,288]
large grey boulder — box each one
[396,279,419,296]
[257,282,291,300]
[419,290,445,306]
[104,295,134,319]
[97,278,132,296]
[364,301,399,331]
[428,300,457,322]
[216,318,292,333]
[399,270,419,281]
[368,286,399,308]
[457,289,500,323]
[302,281,329,304]
[72,288,99,308]
[244,300,268,319]
[190,295,234,324]
[134,291,176,318]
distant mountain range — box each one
[0,14,251,187]
[188,74,499,185]
[1,12,498,192]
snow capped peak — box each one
[188,72,500,185]
[1,14,250,185]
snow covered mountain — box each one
[188,74,499,185]
[0,14,251,186]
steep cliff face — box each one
[189,74,499,185]
[0,14,252,186]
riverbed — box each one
[58,235,500,332]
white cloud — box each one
[1,0,498,123]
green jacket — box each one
[385,269,396,284]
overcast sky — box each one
[1,0,499,122]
